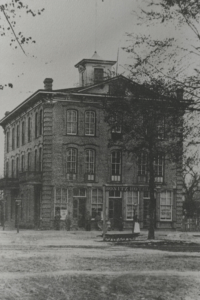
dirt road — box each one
[0,230,200,300]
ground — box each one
[0,229,200,300]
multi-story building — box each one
[0,52,184,230]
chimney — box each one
[176,88,184,100]
[43,78,53,90]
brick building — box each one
[0,52,184,230]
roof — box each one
[74,51,116,68]
[0,74,189,127]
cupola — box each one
[75,51,116,87]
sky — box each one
[0,0,196,176]
[0,0,140,175]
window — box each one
[28,117,31,142]
[21,155,25,172]
[66,110,77,135]
[11,159,15,177]
[85,111,95,136]
[16,157,19,176]
[39,110,43,136]
[12,127,15,150]
[91,189,103,219]
[156,116,165,139]
[85,149,95,181]
[22,121,25,145]
[94,68,103,83]
[6,130,10,153]
[5,161,9,177]
[27,152,31,171]
[138,152,148,176]
[35,112,38,138]
[16,125,20,148]
[54,188,68,217]
[154,154,164,182]
[111,115,121,134]
[39,148,42,171]
[160,191,173,221]
[111,151,121,181]
[34,149,37,171]
[66,148,77,179]
[126,191,138,220]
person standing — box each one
[132,213,140,234]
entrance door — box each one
[143,194,156,228]
[109,198,122,229]
[34,186,41,228]
[73,198,86,228]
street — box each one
[0,230,200,300]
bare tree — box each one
[123,0,200,103]
[183,152,200,202]
[104,80,191,239]
[0,1,44,88]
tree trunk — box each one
[148,144,156,239]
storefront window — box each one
[91,189,103,219]
[54,188,68,219]
[160,191,172,221]
[126,191,138,219]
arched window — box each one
[39,110,43,136]
[66,110,77,135]
[154,154,164,183]
[85,149,95,181]
[138,152,148,176]
[11,159,15,177]
[5,161,9,177]
[12,127,15,150]
[27,152,31,171]
[21,154,25,172]
[16,157,19,176]
[111,151,121,182]
[85,111,95,136]
[34,149,37,171]
[35,112,38,138]
[22,121,25,145]
[39,148,42,171]
[66,148,77,180]
[28,117,31,142]
[16,124,20,148]
[6,130,10,153]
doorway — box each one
[109,198,122,229]
[34,186,41,228]
[73,198,86,228]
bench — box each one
[104,232,140,242]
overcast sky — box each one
[0,0,191,176]
[0,0,140,175]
